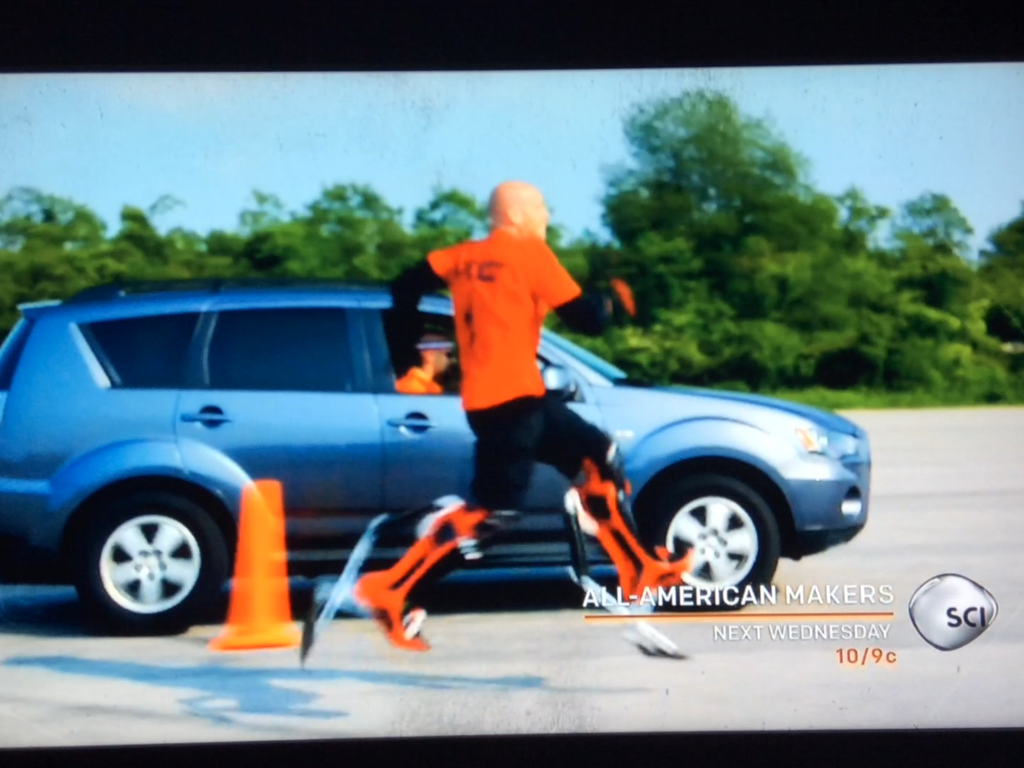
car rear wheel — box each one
[74,491,229,635]
[645,473,781,605]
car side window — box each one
[374,308,563,397]
[82,312,200,389]
[206,308,356,393]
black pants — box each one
[465,393,613,511]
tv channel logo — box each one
[908,574,998,651]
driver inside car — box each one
[394,333,454,395]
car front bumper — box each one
[780,448,871,557]
[792,523,866,559]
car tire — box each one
[643,473,781,609]
[73,491,229,636]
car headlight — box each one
[795,426,830,454]
[796,426,860,459]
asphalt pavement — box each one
[1,407,1022,747]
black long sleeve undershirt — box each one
[553,292,612,337]
[386,260,447,376]
[391,259,447,313]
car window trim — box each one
[69,323,114,389]
[346,308,385,394]
[76,323,124,388]
[344,308,374,394]
[0,318,35,391]
[353,307,402,394]
[186,311,217,389]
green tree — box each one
[833,187,891,253]
[412,187,488,252]
[0,187,108,251]
[880,194,1009,399]
[978,202,1024,344]
[603,92,837,280]
[0,188,114,331]
[893,192,974,258]
[594,90,873,391]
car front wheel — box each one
[74,491,229,635]
[646,473,781,605]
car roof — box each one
[65,279,392,305]
[18,279,454,321]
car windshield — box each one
[540,329,628,381]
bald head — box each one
[488,181,550,240]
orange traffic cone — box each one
[209,479,300,651]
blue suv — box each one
[0,280,871,635]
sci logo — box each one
[908,574,998,652]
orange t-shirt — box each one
[427,229,582,412]
[395,366,443,395]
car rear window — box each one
[0,319,35,391]
[82,313,201,389]
[206,308,355,392]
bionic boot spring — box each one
[578,459,696,601]
[353,503,492,651]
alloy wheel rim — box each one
[665,496,759,587]
[98,514,202,614]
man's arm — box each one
[553,281,636,337]
[391,258,448,314]
[387,259,448,377]
[531,242,635,337]
[554,292,613,336]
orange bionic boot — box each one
[353,502,492,651]
[576,458,695,602]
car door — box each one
[356,306,607,516]
[175,301,384,549]
[354,306,476,512]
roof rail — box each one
[65,277,393,304]
[66,279,222,303]
[16,299,64,312]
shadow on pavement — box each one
[0,586,89,638]
[0,572,607,638]
[4,655,550,727]
[293,572,600,617]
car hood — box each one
[650,385,863,436]
[593,381,863,438]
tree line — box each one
[2,90,1022,407]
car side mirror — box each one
[542,363,578,401]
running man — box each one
[354,180,695,650]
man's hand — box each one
[556,279,636,336]
[609,278,636,318]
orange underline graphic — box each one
[583,612,895,623]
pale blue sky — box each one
[1,64,1022,258]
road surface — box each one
[1,407,1022,747]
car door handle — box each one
[386,416,435,431]
[181,406,232,427]
[181,413,231,424]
